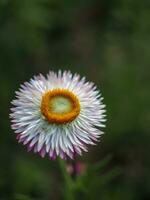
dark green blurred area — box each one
[0,0,150,199]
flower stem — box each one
[58,158,75,200]
[71,158,77,180]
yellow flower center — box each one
[41,89,80,124]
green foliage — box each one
[0,0,150,199]
[59,155,122,200]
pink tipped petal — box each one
[39,147,46,158]
[10,70,106,160]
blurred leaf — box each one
[14,194,34,200]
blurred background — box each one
[0,0,150,199]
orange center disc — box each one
[41,89,80,124]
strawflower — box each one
[10,71,106,159]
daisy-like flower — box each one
[10,71,106,159]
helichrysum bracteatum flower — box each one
[10,71,106,159]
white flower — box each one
[10,71,106,159]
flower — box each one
[10,71,106,159]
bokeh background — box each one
[0,0,150,199]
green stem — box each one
[58,158,75,200]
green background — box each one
[0,0,150,199]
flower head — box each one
[10,71,106,159]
